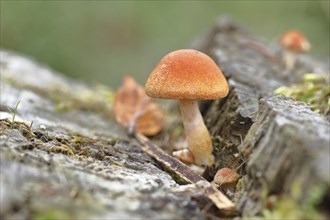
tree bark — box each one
[1,17,329,219]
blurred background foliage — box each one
[1,1,329,88]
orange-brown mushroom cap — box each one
[213,168,240,186]
[279,30,311,52]
[145,49,229,100]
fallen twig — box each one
[134,133,236,214]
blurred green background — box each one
[1,1,329,88]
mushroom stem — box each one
[283,50,296,70]
[178,99,214,166]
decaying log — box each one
[237,95,330,216]
[1,16,329,219]
[0,51,204,219]
[195,17,330,217]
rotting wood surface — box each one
[195,16,330,218]
[1,17,329,219]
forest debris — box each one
[135,133,235,214]
[113,75,165,136]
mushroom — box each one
[213,168,240,192]
[172,148,195,164]
[145,49,229,167]
[279,30,311,70]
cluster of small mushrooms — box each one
[144,29,310,191]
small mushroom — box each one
[172,148,195,164]
[145,49,229,167]
[213,168,240,192]
[279,30,311,70]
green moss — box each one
[3,74,114,117]
[72,135,94,144]
[261,196,324,220]
[1,118,119,162]
[50,145,74,156]
[0,118,35,140]
[31,193,105,220]
[275,73,330,115]
[260,181,327,219]
[49,85,114,115]
[34,209,71,220]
